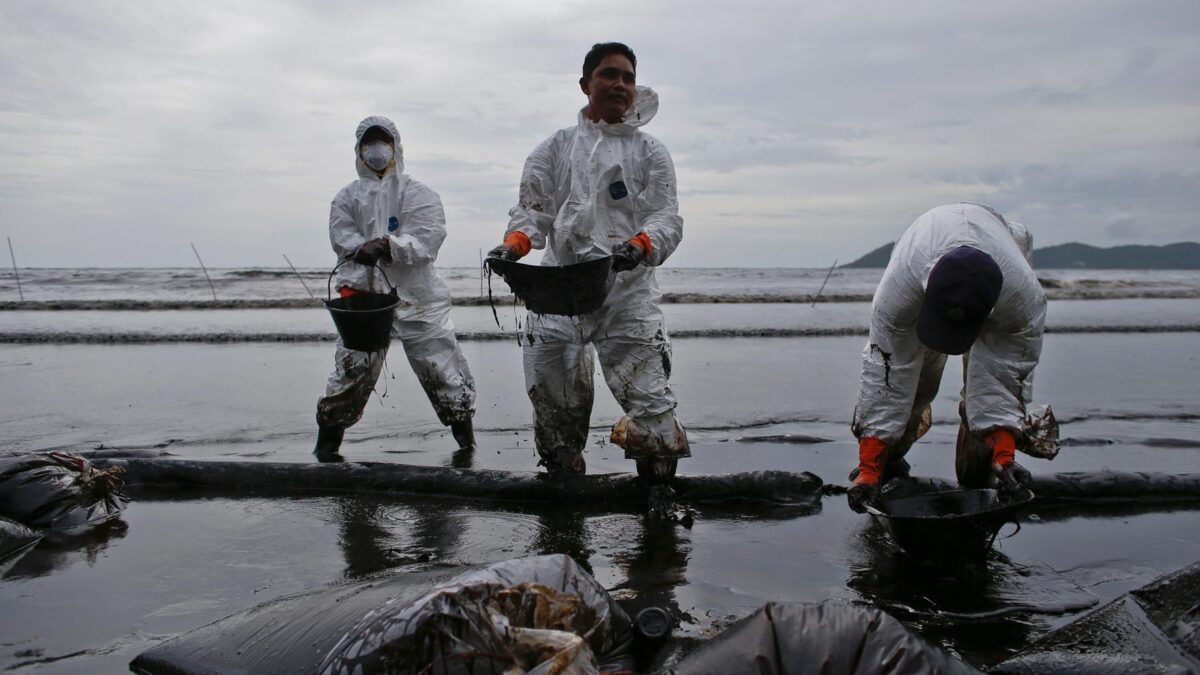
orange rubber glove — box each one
[503,231,532,257]
[630,232,653,255]
[855,436,889,485]
[985,428,1016,467]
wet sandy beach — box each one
[2,329,1199,671]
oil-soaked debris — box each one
[992,560,1200,674]
[0,452,127,532]
[133,555,636,675]
[671,601,980,674]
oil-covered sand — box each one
[1,332,1199,672]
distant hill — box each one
[842,241,1200,269]
[1032,242,1200,269]
[841,243,894,268]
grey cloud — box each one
[1105,217,1141,239]
[3,0,1200,268]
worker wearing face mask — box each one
[313,116,476,462]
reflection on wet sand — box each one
[846,519,1098,667]
[2,519,128,580]
[611,516,694,632]
[331,497,464,578]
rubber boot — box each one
[313,425,345,462]
[538,448,586,476]
[449,419,476,451]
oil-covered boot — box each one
[313,425,345,461]
[538,448,586,476]
[449,419,476,451]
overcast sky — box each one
[2,0,1197,268]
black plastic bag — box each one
[993,560,1200,674]
[0,452,127,531]
[671,601,979,675]
[132,554,635,675]
[0,515,42,572]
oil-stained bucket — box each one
[324,259,399,352]
[866,487,1034,560]
[485,256,616,316]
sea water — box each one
[1,267,1198,672]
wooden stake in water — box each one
[478,248,483,297]
[7,237,23,301]
[812,260,837,307]
[282,254,315,299]
[190,243,217,301]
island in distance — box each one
[843,241,1200,269]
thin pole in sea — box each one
[812,260,837,307]
[283,254,315,299]
[7,237,22,302]
[191,243,217,301]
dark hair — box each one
[582,42,637,80]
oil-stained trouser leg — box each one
[594,313,689,465]
[316,341,388,429]
[394,309,476,426]
[956,352,995,488]
[523,313,596,470]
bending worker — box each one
[313,116,476,461]
[848,203,1045,512]
[488,42,688,480]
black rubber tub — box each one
[486,256,615,315]
[866,488,1034,561]
[324,260,398,352]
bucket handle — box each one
[327,257,398,301]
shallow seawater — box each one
[2,492,1198,672]
[2,331,1200,671]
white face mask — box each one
[361,141,393,171]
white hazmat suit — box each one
[852,203,1046,485]
[316,116,475,432]
[503,87,688,473]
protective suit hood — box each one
[578,86,659,135]
[354,116,405,179]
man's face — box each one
[580,53,636,124]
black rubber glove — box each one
[353,239,390,265]
[611,240,646,271]
[487,244,521,262]
[995,460,1032,495]
[847,482,879,514]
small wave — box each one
[3,324,1199,344]
[5,288,1200,311]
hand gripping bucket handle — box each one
[324,258,400,352]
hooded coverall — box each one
[316,116,475,432]
[502,87,688,473]
[851,203,1045,487]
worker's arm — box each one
[328,189,367,262]
[630,140,683,267]
[503,133,562,251]
[851,269,927,444]
[963,288,1046,435]
[387,180,447,266]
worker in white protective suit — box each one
[487,43,688,481]
[314,116,476,462]
[847,203,1046,512]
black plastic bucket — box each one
[324,260,399,352]
[866,488,1033,560]
[486,256,616,316]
